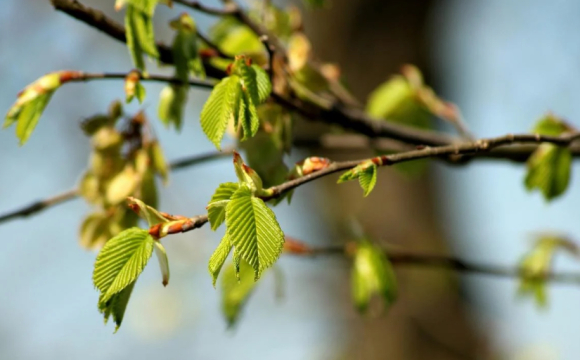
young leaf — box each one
[93,227,155,302]
[366,71,430,129]
[208,234,233,287]
[207,182,240,230]
[125,71,146,103]
[252,65,272,103]
[127,196,168,226]
[98,281,136,332]
[358,164,378,197]
[158,85,188,130]
[238,90,260,140]
[351,241,397,313]
[532,114,571,136]
[225,185,285,280]
[518,236,578,308]
[4,72,71,145]
[153,241,170,286]
[170,13,205,79]
[338,160,379,196]
[524,143,571,201]
[200,75,241,149]
[221,260,258,326]
[232,151,264,195]
[125,3,159,72]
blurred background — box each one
[1,0,580,359]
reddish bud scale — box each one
[283,237,312,255]
[58,70,84,83]
[301,157,331,175]
[199,49,219,59]
[148,223,162,240]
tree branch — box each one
[284,242,580,284]
[67,71,215,89]
[50,0,457,146]
[172,0,237,16]
[0,148,234,225]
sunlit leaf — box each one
[518,236,578,308]
[4,72,67,145]
[158,85,188,130]
[351,241,397,313]
[207,182,240,230]
[125,3,159,72]
[208,234,233,287]
[98,281,135,332]
[200,75,241,149]
[338,161,379,196]
[225,185,284,280]
[524,143,571,201]
[93,227,154,302]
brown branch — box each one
[287,244,580,284]
[0,189,79,224]
[67,71,215,89]
[172,0,237,16]
[265,132,580,199]
[48,0,461,146]
[50,0,175,63]
[0,148,233,225]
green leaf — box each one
[93,227,155,302]
[125,3,159,72]
[98,281,135,332]
[208,234,233,287]
[221,260,258,326]
[158,85,188,131]
[532,114,569,136]
[524,143,571,201]
[351,241,397,313]
[200,75,241,149]
[4,72,64,145]
[518,235,578,308]
[338,161,379,196]
[358,164,377,197]
[232,151,265,196]
[367,75,430,129]
[237,90,260,140]
[225,185,284,280]
[207,182,240,230]
[170,13,205,79]
[253,65,272,103]
[153,241,170,286]
[123,70,147,104]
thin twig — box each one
[72,71,215,89]
[288,244,580,284]
[0,189,79,224]
[264,132,580,199]
[0,149,233,225]
[48,0,460,147]
[172,0,237,16]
